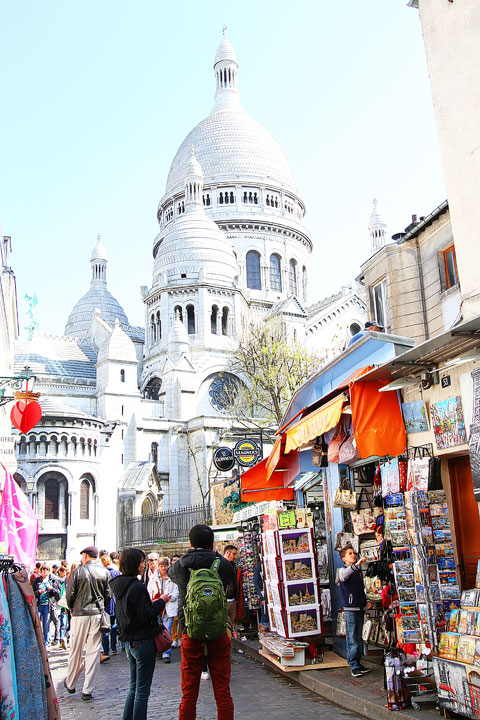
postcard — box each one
[457,636,476,664]
[430,503,449,517]
[433,530,452,543]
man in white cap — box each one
[63,546,111,701]
[141,551,161,601]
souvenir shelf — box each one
[262,526,323,639]
[433,590,480,719]
[237,530,260,610]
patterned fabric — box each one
[7,574,47,719]
[11,570,60,720]
[0,576,19,720]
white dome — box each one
[369,198,386,230]
[153,207,239,288]
[165,106,296,196]
[65,285,129,337]
[91,234,107,261]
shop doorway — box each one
[449,455,480,589]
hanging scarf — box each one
[0,576,19,720]
[7,574,47,719]
[11,570,60,720]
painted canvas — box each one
[431,396,467,449]
[402,400,429,433]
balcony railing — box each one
[124,505,210,546]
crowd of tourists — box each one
[30,526,236,720]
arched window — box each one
[254,192,258,204]
[80,479,90,520]
[174,305,183,323]
[120,369,125,383]
[151,442,158,464]
[211,305,219,334]
[150,313,156,344]
[243,192,247,203]
[222,306,229,336]
[156,310,161,340]
[302,266,308,301]
[141,496,153,516]
[230,191,234,204]
[219,192,224,205]
[144,377,162,400]
[246,251,262,290]
[186,304,195,335]
[44,479,59,520]
[270,254,282,292]
[289,259,298,295]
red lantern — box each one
[10,399,42,433]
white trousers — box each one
[65,614,102,695]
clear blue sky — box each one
[0,1,446,337]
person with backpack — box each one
[167,524,235,720]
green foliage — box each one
[225,318,324,427]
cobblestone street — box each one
[49,644,363,720]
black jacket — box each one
[65,561,111,616]
[167,548,235,635]
[110,575,165,642]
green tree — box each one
[225,318,324,427]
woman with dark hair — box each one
[110,548,168,720]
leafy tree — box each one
[225,318,324,427]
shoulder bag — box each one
[327,423,346,464]
[338,433,360,465]
[153,626,172,655]
[312,435,328,468]
[84,564,110,634]
[334,523,359,553]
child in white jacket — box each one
[158,557,179,662]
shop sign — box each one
[234,439,261,467]
[441,375,451,389]
[277,509,296,529]
[0,435,17,475]
[212,446,235,472]
[213,528,240,542]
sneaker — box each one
[163,656,171,664]
[351,668,362,678]
[358,664,371,674]
[201,671,210,680]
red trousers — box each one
[179,633,234,720]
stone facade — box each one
[0,227,18,477]
[360,202,461,340]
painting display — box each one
[431,396,467,450]
[402,400,429,433]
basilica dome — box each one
[153,150,239,288]
[163,31,296,198]
[65,235,130,338]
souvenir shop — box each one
[239,324,480,715]
[0,554,60,719]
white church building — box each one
[13,32,366,560]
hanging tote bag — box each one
[338,433,360,465]
[327,423,346,464]
[333,486,357,509]
[351,488,381,535]
[334,523,359,553]
[312,436,328,468]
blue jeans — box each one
[59,610,69,641]
[38,604,50,645]
[123,639,156,720]
[102,615,118,655]
[162,616,174,658]
[345,609,364,671]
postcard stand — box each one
[411,495,438,652]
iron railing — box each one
[124,505,210,546]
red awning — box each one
[351,379,406,458]
[240,453,298,502]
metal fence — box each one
[125,505,210,546]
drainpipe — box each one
[415,239,429,341]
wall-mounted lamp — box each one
[444,350,480,369]
[378,377,419,392]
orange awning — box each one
[350,379,406,458]
[284,393,346,454]
[265,435,282,483]
[240,454,297,503]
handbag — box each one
[351,488,381,535]
[327,423,346,464]
[357,464,375,485]
[333,487,357,509]
[312,435,328,468]
[84,564,111,634]
[336,609,346,637]
[57,592,69,610]
[153,626,172,655]
[359,537,381,562]
[334,524,359,553]
[338,434,360,465]
[364,575,383,602]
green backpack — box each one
[184,557,228,640]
